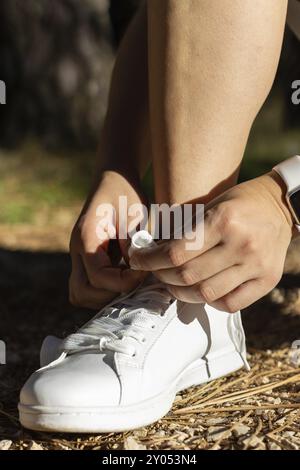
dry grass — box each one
[1,351,300,450]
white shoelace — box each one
[61,283,172,357]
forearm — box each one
[147,0,288,204]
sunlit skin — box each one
[69,0,295,312]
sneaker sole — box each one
[18,348,245,433]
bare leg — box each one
[99,3,150,183]
[147,0,287,205]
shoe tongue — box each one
[107,275,172,320]
[131,275,174,311]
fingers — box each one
[153,244,235,286]
[70,215,146,310]
[81,246,144,293]
[211,278,271,313]
[119,237,133,265]
[130,212,221,271]
[166,265,253,304]
[69,255,117,309]
[84,265,145,294]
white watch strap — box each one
[273,155,300,232]
[273,155,300,193]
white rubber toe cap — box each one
[20,352,121,408]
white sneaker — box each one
[19,279,249,432]
[19,231,249,432]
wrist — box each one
[260,171,295,233]
[90,167,144,200]
[85,170,146,214]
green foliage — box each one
[0,141,94,224]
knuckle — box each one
[240,236,257,255]
[205,207,217,224]
[198,283,216,303]
[70,298,80,308]
[153,269,164,282]
[136,253,149,270]
[222,296,239,313]
[215,205,238,235]
[69,278,84,307]
[165,244,185,267]
[255,256,267,272]
[266,270,282,288]
[167,284,180,300]
[69,288,80,307]
[167,285,188,302]
[177,266,196,286]
[88,272,101,289]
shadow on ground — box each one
[0,248,90,441]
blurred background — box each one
[0,0,300,252]
[0,0,138,251]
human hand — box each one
[129,172,294,312]
[69,171,146,309]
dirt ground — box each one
[0,223,299,451]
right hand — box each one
[69,171,147,309]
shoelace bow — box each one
[61,283,172,357]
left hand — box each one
[129,171,294,312]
